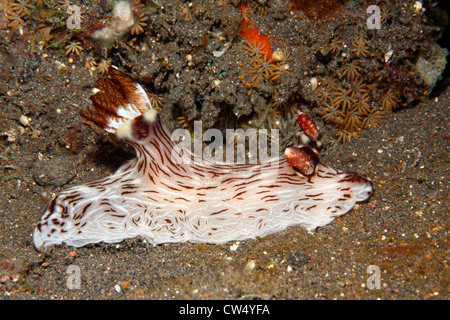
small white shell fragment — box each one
[3,129,17,142]
[229,241,240,251]
[272,48,284,62]
[55,60,68,71]
[384,49,393,63]
[212,43,231,58]
[310,77,318,91]
[413,1,424,15]
[114,284,121,293]
[244,259,256,272]
[19,115,29,126]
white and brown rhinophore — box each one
[33,67,373,251]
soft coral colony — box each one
[33,67,373,251]
[238,0,294,129]
[312,4,436,144]
[239,0,292,87]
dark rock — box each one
[287,251,310,267]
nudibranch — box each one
[33,67,373,251]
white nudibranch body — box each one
[33,67,373,251]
